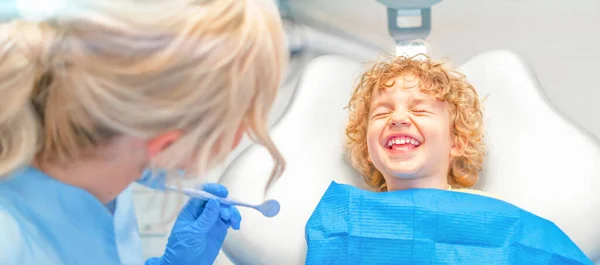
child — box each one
[345,53,489,195]
[304,53,591,264]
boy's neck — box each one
[385,176,449,191]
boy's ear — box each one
[146,130,183,158]
[450,137,463,157]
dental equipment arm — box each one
[376,0,442,55]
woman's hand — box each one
[146,183,241,265]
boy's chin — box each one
[385,167,423,180]
[382,160,422,175]
[389,172,422,180]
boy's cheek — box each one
[366,136,381,157]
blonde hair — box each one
[0,0,286,189]
[346,54,485,191]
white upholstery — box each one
[219,51,600,264]
[460,50,600,262]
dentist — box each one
[0,0,286,264]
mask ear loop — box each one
[165,169,187,228]
[142,163,188,232]
[140,164,171,234]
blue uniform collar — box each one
[9,166,115,227]
[0,166,122,265]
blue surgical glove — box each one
[145,183,242,265]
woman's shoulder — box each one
[0,206,27,264]
[0,203,65,265]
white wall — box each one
[284,0,600,138]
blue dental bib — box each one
[305,182,592,265]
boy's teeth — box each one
[386,137,421,147]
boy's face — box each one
[366,74,459,189]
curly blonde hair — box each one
[346,54,485,191]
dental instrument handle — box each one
[164,185,280,217]
[179,187,254,208]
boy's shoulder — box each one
[449,187,498,199]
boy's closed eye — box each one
[410,108,432,115]
[370,107,392,119]
[408,100,436,115]
[370,107,432,119]
[371,113,390,119]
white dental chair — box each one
[218,50,600,264]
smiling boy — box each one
[346,53,487,193]
[304,53,591,265]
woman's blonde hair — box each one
[0,0,286,189]
[346,53,485,191]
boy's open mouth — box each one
[385,135,422,152]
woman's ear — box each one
[146,130,183,158]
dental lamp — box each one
[376,0,442,56]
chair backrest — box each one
[218,51,600,264]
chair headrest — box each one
[459,50,600,261]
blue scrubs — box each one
[0,166,122,265]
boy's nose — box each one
[389,114,411,127]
